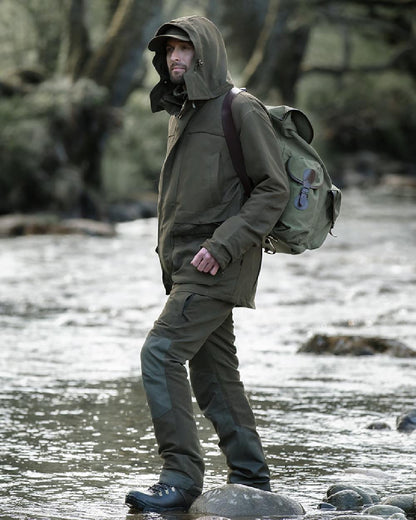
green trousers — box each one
[140,287,270,495]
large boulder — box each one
[189,484,305,517]
[298,334,416,357]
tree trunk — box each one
[82,0,162,106]
[240,0,280,86]
[208,0,266,66]
[58,0,162,218]
[212,0,310,104]
[65,0,91,80]
[244,1,311,104]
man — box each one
[125,15,289,513]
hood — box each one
[148,15,233,113]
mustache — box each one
[170,63,187,70]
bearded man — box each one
[125,15,289,513]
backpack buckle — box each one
[294,168,316,210]
[263,236,277,254]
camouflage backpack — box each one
[222,87,342,254]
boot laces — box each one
[149,483,176,496]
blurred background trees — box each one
[1,0,415,220]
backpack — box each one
[222,87,342,254]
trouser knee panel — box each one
[141,334,172,419]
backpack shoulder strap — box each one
[222,87,252,197]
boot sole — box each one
[126,495,189,513]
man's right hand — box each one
[190,247,220,276]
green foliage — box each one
[102,89,168,200]
[304,72,416,162]
[0,0,66,74]
[0,78,109,214]
[0,118,51,212]
[1,0,415,217]
[0,93,54,213]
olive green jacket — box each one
[149,16,289,308]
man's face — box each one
[166,38,195,85]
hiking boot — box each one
[125,482,199,513]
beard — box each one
[169,65,187,85]
[170,74,185,85]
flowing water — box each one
[1,188,415,520]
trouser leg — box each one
[140,290,233,495]
[189,313,271,491]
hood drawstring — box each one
[178,99,188,119]
[177,99,197,119]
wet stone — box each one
[335,516,386,520]
[382,494,416,514]
[189,484,305,517]
[362,505,406,516]
[388,514,408,520]
[326,483,380,507]
[396,409,416,433]
[366,421,392,430]
[298,334,416,357]
[318,501,337,510]
[191,517,230,520]
[0,214,115,237]
[326,490,365,511]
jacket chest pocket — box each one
[176,149,221,212]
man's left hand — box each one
[191,247,220,276]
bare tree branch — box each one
[82,0,161,106]
[65,0,91,80]
[241,0,280,86]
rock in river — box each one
[324,482,380,510]
[396,409,416,433]
[366,421,392,431]
[335,516,403,520]
[0,214,115,237]
[382,494,416,515]
[298,334,416,357]
[189,484,305,517]
[325,490,367,511]
[362,505,406,516]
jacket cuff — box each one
[201,239,232,271]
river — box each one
[1,188,415,520]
